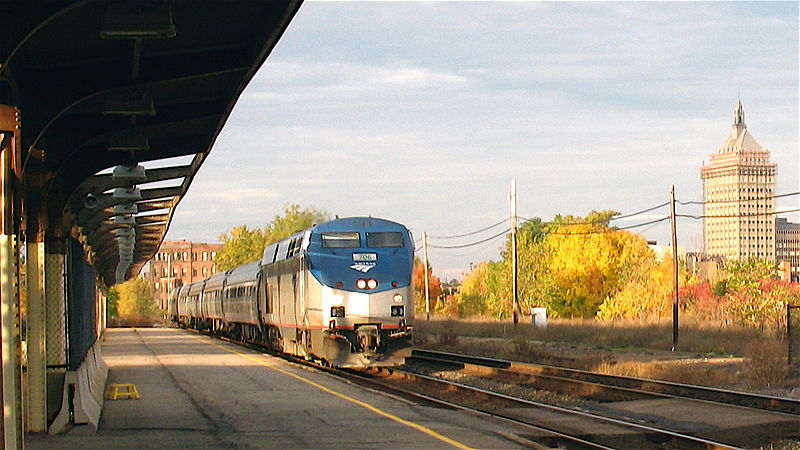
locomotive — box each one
[168,217,415,367]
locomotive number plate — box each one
[353,253,377,261]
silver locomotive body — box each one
[171,217,414,368]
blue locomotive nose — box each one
[305,219,414,293]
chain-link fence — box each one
[45,247,67,371]
[66,238,98,371]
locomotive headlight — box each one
[367,279,378,289]
[393,294,403,303]
[356,279,367,289]
[391,305,404,317]
[331,306,345,317]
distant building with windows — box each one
[146,240,223,309]
[776,217,800,282]
[701,100,776,262]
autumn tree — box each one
[717,259,791,330]
[215,225,266,271]
[545,210,652,317]
[412,258,443,315]
[454,261,507,317]
[112,277,158,321]
[215,204,329,271]
[598,256,692,321]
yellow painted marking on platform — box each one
[106,383,140,400]
[184,331,473,450]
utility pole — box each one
[510,179,519,327]
[422,231,431,320]
[670,185,679,351]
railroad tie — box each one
[106,383,140,400]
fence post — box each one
[789,304,798,366]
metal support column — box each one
[0,105,24,448]
[26,240,47,432]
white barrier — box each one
[49,341,108,434]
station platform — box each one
[27,328,531,449]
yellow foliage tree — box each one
[545,211,653,317]
[114,277,158,320]
[597,256,692,321]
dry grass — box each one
[743,339,792,389]
[594,359,739,386]
[414,316,796,391]
[415,316,770,356]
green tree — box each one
[215,204,329,271]
[106,288,119,318]
[264,204,329,244]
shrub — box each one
[743,339,790,389]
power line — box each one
[427,217,507,239]
[519,202,669,227]
[676,208,800,220]
[678,191,799,205]
[428,228,510,249]
[611,202,670,221]
[428,234,509,257]
[545,217,671,235]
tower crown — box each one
[732,99,745,136]
[717,99,761,153]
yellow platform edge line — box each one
[184,330,473,450]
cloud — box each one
[242,61,470,105]
[204,188,279,202]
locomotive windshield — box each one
[322,232,361,248]
[366,232,404,248]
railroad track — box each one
[348,366,760,449]
[407,349,800,415]
[195,330,797,448]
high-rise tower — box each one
[701,100,776,261]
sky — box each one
[164,1,799,281]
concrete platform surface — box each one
[27,328,534,449]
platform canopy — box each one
[1,0,301,286]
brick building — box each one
[147,240,223,309]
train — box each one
[168,216,415,367]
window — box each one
[322,232,361,248]
[192,252,197,261]
[192,268,197,277]
[183,251,188,261]
[211,252,216,260]
[203,252,208,261]
[366,232,404,248]
[202,267,208,276]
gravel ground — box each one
[402,361,599,409]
